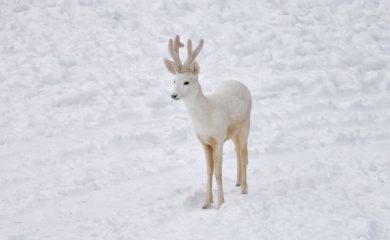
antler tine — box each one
[175,35,184,48]
[168,35,184,70]
[184,39,204,68]
[192,39,204,62]
[168,38,175,61]
[184,39,193,67]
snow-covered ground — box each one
[1,0,390,239]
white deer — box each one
[163,35,252,209]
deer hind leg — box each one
[239,121,250,194]
[240,141,248,194]
[232,135,242,187]
[201,142,214,209]
[212,143,224,208]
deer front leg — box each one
[213,143,224,208]
[201,143,214,209]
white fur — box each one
[171,72,252,208]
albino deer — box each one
[163,35,252,209]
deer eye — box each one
[184,81,190,85]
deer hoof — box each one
[241,185,248,194]
[202,203,212,209]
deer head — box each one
[163,35,204,100]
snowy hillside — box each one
[1,0,390,239]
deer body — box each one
[185,80,251,143]
[163,36,252,209]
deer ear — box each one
[190,61,200,76]
[164,58,177,75]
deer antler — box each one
[183,39,204,69]
[164,35,204,74]
[168,35,184,71]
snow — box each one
[1,0,390,239]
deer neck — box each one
[182,85,212,123]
